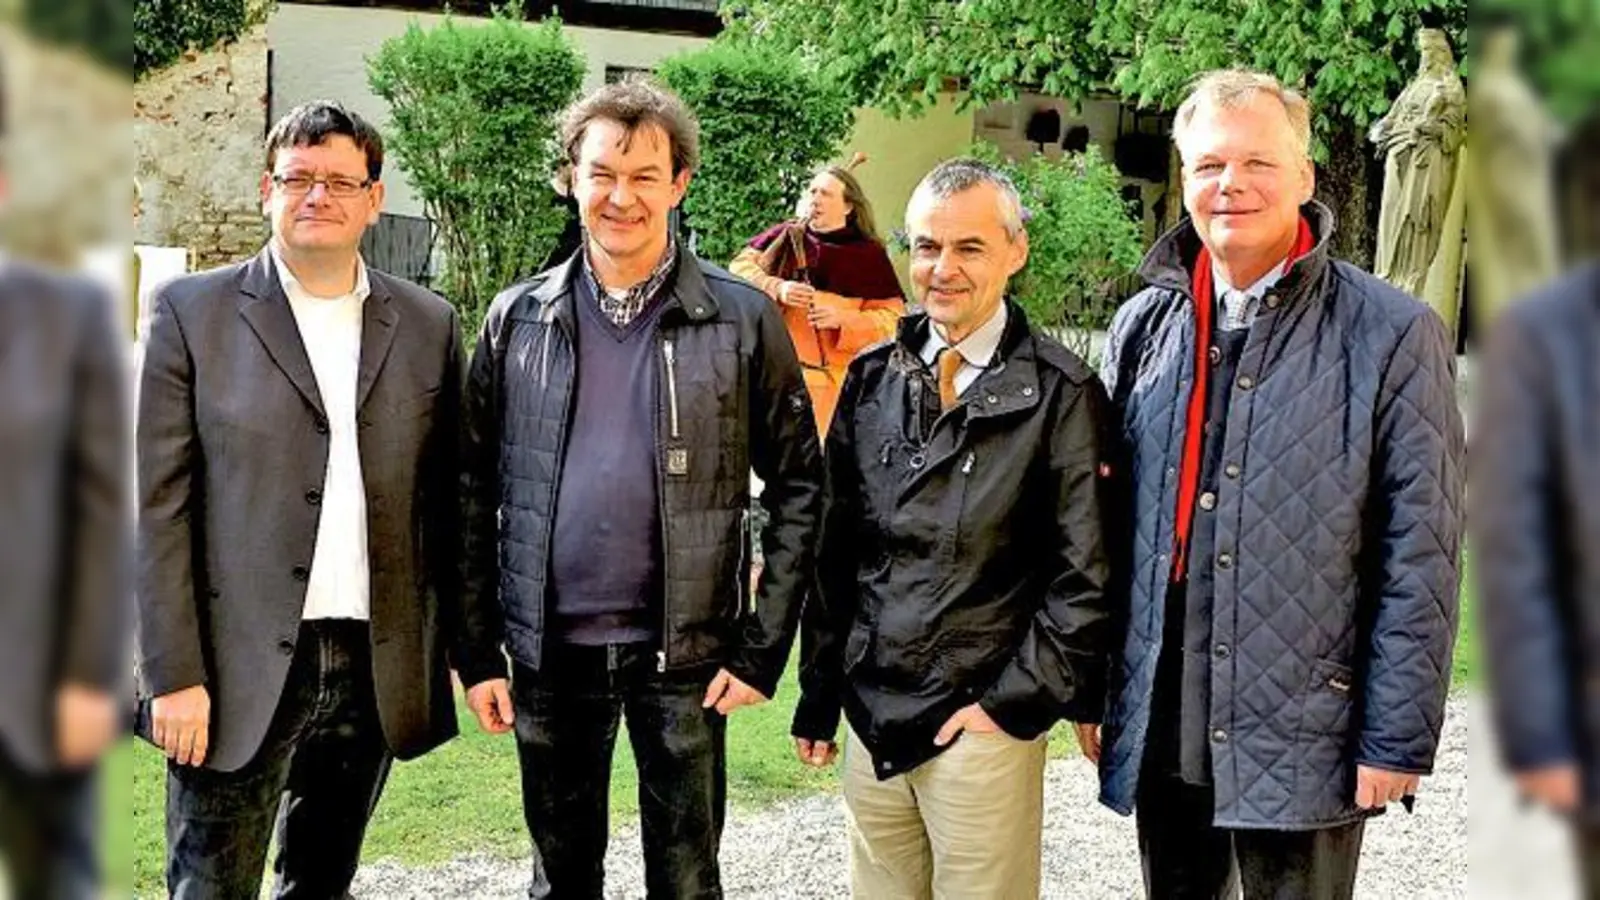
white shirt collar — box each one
[269,243,371,303]
[921,303,1008,368]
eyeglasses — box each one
[271,173,373,198]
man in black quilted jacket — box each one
[1087,69,1465,898]
[457,81,823,898]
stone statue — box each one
[1463,26,1563,326]
[1370,28,1466,329]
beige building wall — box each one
[840,95,976,294]
[268,3,709,219]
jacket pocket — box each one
[1302,658,1355,736]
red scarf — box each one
[1171,217,1315,583]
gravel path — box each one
[353,696,1469,898]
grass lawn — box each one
[113,583,1479,897]
[112,662,837,897]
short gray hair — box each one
[909,158,1026,240]
[1172,69,1312,160]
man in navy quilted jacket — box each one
[1085,69,1465,898]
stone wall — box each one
[134,24,270,270]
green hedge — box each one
[657,41,855,266]
[368,9,585,335]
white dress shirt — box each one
[920,302,1008,398]
[272,246,372,621]
[1212,257,1289,332]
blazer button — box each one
[305,488,322,506]
[278,638,295,655]
[313,417,329,435]
[292,565,310,582]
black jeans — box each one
[0,745,99,899]
[512,642,726,899]
[1136,768,1366,899]
[165,620,392,899]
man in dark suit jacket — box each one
[136,101,473,897]
[1477,263,1600,891]
[0,264,129,900]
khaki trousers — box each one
[842,726,1047,899]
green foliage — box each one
[134,0,248,77]
[725,0,1466,145]
[656,41,855,265]
[1095,0,1467,158]
[722,0,1106,117]
[968,143,1143,342]
[1475,0,1600,123]
[368,7,585,334]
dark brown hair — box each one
[265,101,384,182]
[559,79,699,177]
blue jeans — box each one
[165,620,392,899]
[512,642,726,899]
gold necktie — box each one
[937,347,963,411]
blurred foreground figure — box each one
[0,25,130,900]
[1476,263,1600,892]
[0,265,129,900]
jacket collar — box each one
[238,245,398,417]
[1138,200,1337,312]
[893,299,1042,422]
[530,239,719,325]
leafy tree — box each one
[134,0,250,77]
[656,41,855,265]
[368,7,585,334]
[725,0,1468,266]
[969,143,1143,355]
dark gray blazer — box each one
[1477,264,1600,810]
[136,247,463,772]
[0,265,130,773]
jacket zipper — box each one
[657,334,679,673]
[736,508,751,619]
[663,338,681,440]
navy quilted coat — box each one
[1096,202,1464,828]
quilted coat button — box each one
[1207,346,1222,366]
[1198,491,1216,511]
[1216,552,1233,569]
[1237,375,1255,390]
[1264,293,1282,310]
[1211,728,1229,743]
[1213,643,1231,659]
[1224,463,1241,479]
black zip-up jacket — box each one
[457,247,823,695]
[792,303,1119,778]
